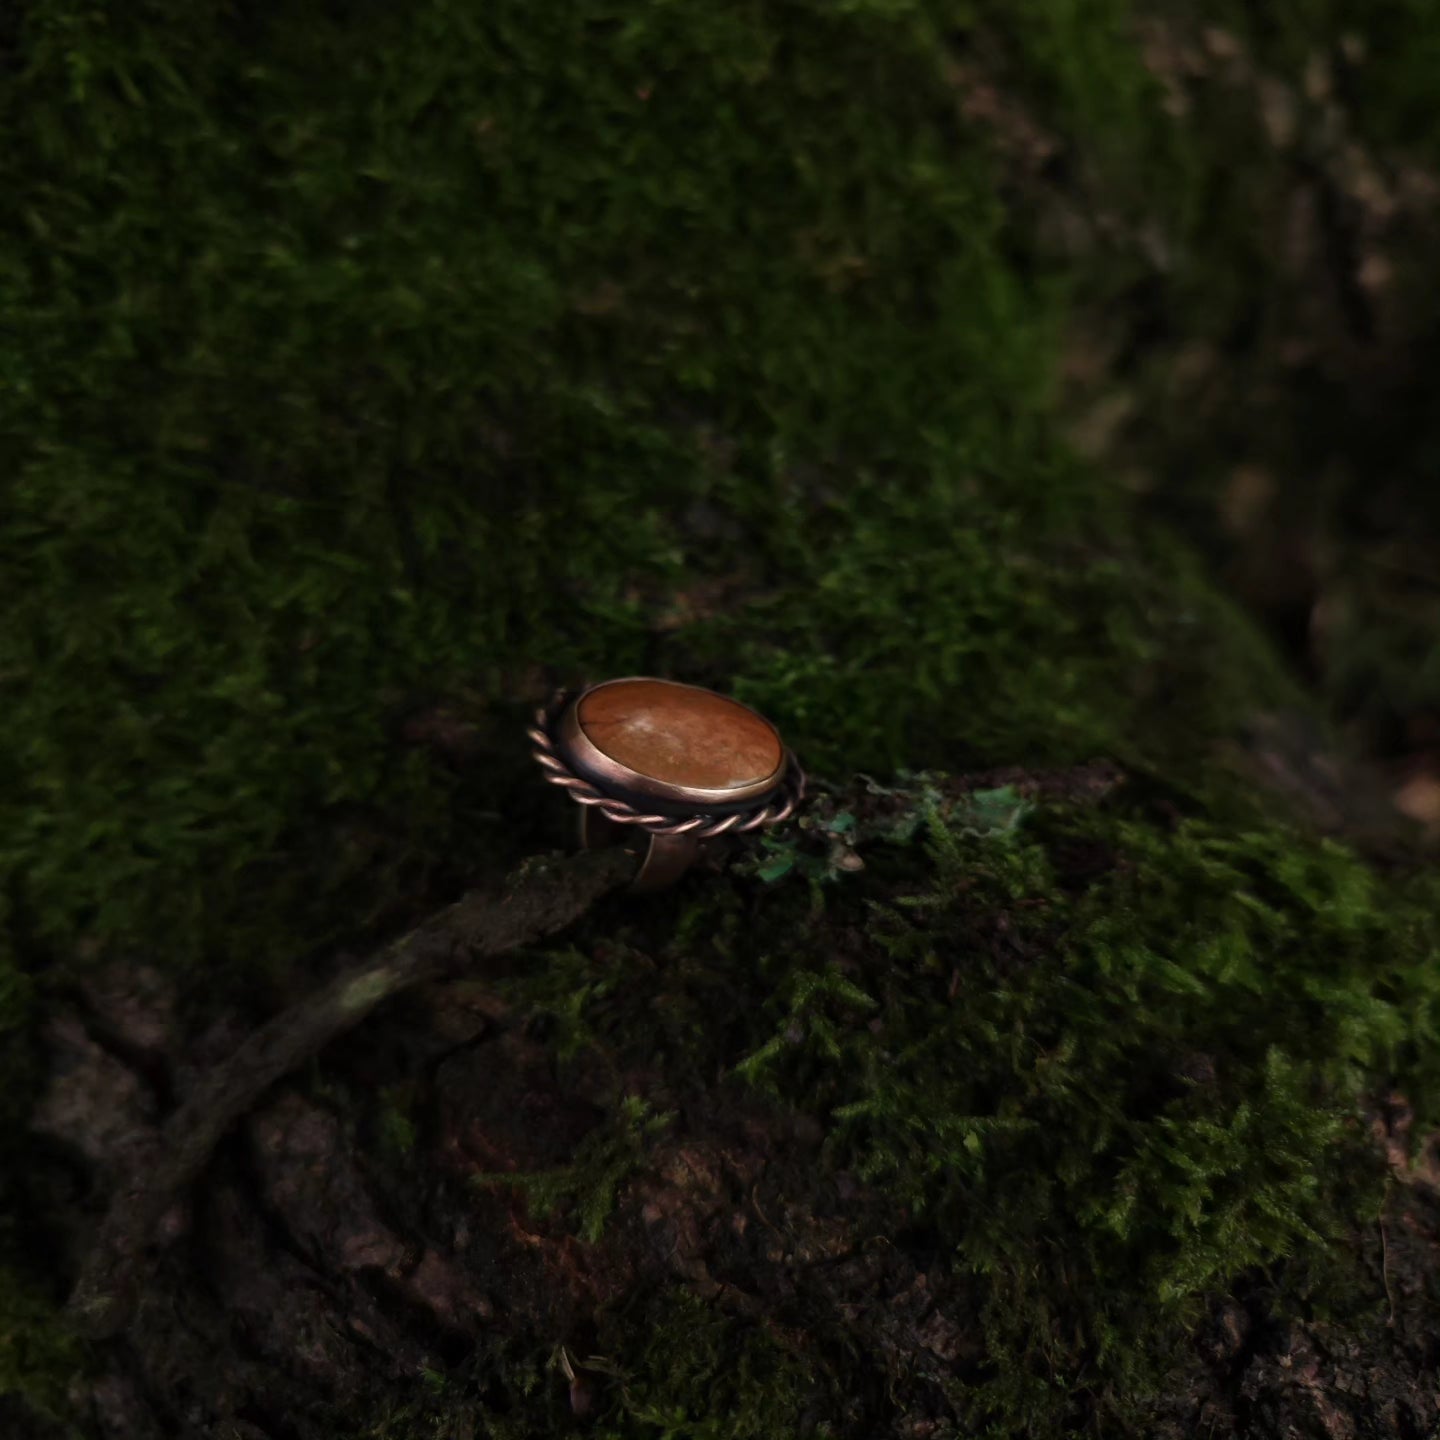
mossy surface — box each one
[4,1,1440,1436]
[453,776,1438,1436]
[1,0,1311,1007]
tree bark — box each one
[22,766,1440,1440]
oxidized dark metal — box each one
[528,677,806,893]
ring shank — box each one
[578,808,706,893]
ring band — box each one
[529,676,805,894]
[577,808,706,894]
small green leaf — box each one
[757,855,796,883]
[954,785,1033,838]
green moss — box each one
[0,0,1040,986]
[353,1289,838,1440]
[0,0,1311,1017]
[589,1287,843,1440]
[683,470,1306,804]
[353,1331,552,1440]
[3,0,1438,1434]
[469,1092,677,1244]
[497,779,1439,1436]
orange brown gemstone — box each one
[575,679,783,792]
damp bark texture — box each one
[20,766,1440,1440]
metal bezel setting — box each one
[528,680,806,840]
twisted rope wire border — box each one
[528,690,806,840]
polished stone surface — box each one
[575,679,783,791]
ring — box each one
[528,676,806,893]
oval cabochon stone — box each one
[576,680,783,792]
